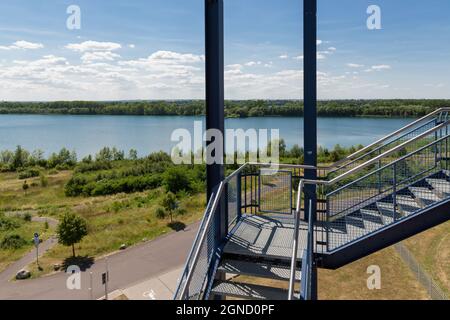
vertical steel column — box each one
[303,0,318,300]
[205,1,226,299]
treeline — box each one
[1,100,449,118]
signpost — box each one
[102,257,109,300]
[33,232,40,266]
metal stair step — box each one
[218,259,300,281]
[409,186,441,206]
[210,280,288,300]
[443,170,450,178]
[426,178,450,197]
[360,209,384,226]
[375,202,396,224]
[396,195,422,215]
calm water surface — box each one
[0,115,412,157]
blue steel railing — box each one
[175,108,450,300]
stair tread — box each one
[218,259,300,281]
[360,209,384,225]
[409,186,441,201]
[396,195,422,214]
[426,178,450,195]
[375,202,397,224]
[210,280,288,300]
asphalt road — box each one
[0,222,199,300]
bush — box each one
[23,213,32,222]
[175,207,187,216]
[163,166,192,193]
[0,217,20,231]
[74,161,112,173]
[155,207,166,219]
[0,234,27,249]
[18,168,40,180]
[40,174,48,187]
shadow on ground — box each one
[62,256,95,271]
[167,221,186,232]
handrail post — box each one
[393,162,397,222]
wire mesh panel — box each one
[259,169,292,214]
[329,117,443,178]
[227,174,239,230]
[326,135,449,251]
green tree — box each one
[22,180,29,193]
[129,149,138,160]
[161,192,178,223]
[163,166,191,193]
[57,212,88,257]
[12,145,28,170]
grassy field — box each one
[403,221,450,296]
[0,170,206,276]
[235,246,430,300]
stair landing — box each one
[224,214,323,261]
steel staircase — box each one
[174,108,450,300]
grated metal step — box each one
[396,195,422,215]
[218,259,300,281]
[376,202,396,224]
[426,178,450,197]
[210,280,289,300]
[409,186,441,206]
[360,208,384,226]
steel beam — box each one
[205,0,226,266]
[303,0,318,300]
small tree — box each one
[22,180,29,193]
[57,213,88,257]
[161,192,178,223]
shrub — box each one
[40,174,48,187]
[155,207,166,219]
[0,234,27,249]
[175,207,187,216]
[22,181,29,192]
[23,213,32,222]
[74,161,112,173]
[18,168,40,180]
[163,166,192,193]
[0,217,20,231]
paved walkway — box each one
[0,222,199,300]
[0,215,59,284]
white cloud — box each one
[128,44,135,49]
[371,64,391,70]
[65,40,122,52]
[279,54,288,59]
[0,40,44,50]
[317,40,323,46]
[81,51,121,62]
[347,63,364,68]
[245,61,262,66]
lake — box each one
[0,114,412,158]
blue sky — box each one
[0,0,449,100]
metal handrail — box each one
[288,179,304,300]
[326,117,438,174]
[318,107,450,171]
[312,119,450,187]
[173,189,216,299]
[301,200,314,300]
[176,181,226,300]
